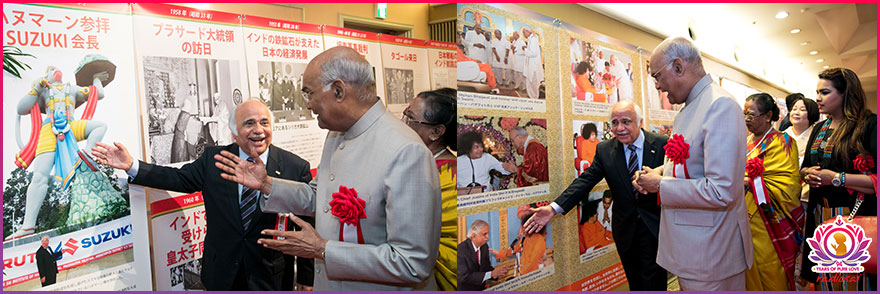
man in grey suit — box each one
[633,36,752,291]
[214,46,441,291]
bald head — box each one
[307,46,376,102]
[41,236,49,247]
[649,36,706,104]
[610,100,642,123]
[652,36,703,70]
[304,46,379,132]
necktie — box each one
[477,249,481,265]
[240,157,259,231]
[627,145,639,195]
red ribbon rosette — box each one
[664,134,691,179]
[746,157,769,205]
[329,185,366,244]
[658,134,691,205]
[854,155,875,174]
[746,157,764,178]
[852,155,877,201]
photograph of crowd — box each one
[570,39,634,104]
[384,68,416,105]
[255,61,312,123]
[457,6,546,99]
[143,56,240,165]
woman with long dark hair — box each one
[799,68,877,291]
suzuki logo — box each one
[63,238,79,255]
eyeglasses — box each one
[650,62,673,83]
[301,88,313,103]
[301,83,331,103]
[401,108,437,126]
[743,111,765,121]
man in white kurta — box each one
[490,29,511,87]
[523,28,544,99]
[634,37,752,291]
[216,46,441,291]
[593,51,607,98]
[463,24,488,64]
[611,54,634,102]
[511,32,527,91]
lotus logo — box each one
[807,216,872,273]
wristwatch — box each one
[832,172,845,187]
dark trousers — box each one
[617,219,667,291]
[230,262,250,290]
[41,275,57,287]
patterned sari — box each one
[434,159,457,290]
[744,131,803,290]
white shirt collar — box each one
[238,147,269,163]
[471,240,480,252]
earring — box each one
[430,136,439,141]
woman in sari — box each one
[742,93,802,290]
[402,88,458,290]
[800,68,876,291]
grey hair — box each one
[609,101,643,123]
[228,99,274,134]
[468,220,489,239]
[228,103,238,134]
[654,36,703,72]
[510,126,528,137]
[318,56,376,101]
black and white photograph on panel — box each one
[143,56,241,165]
[384,68,415,105]
[255,61,312,123]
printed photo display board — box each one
[455,3,671,291]
[1,2,706,291]
[2,3,147,291]
[241,15,327,171]
[131,3,249,290]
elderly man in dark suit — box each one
[35,236,64,287]
[457,220,508,291]
[525,100,669,290]
[91,100,313,290]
